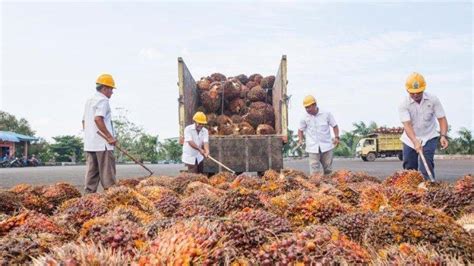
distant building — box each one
[0,131,38,157]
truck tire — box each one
[398,152,403,161]
[361,156,368,162]
[367,152,376,162]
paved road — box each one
[0,158,472,191]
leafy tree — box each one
[456,127,473,154]
[29,138,54,162]
[333,141,352,157]
[49,135,84,162]
[112,109,144,162]
[0,111,35,135]
[133,133,159,163]
[157,139,182,162]
[352,121,377,137]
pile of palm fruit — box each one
[196,72,277,135]
[0,170,472,265]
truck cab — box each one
[356,138,377,161]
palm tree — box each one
[352,121,378,137]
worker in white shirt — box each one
[82,73,117,193]
[182,112,210,174]
[399,72,449,180]
[298,95,340,175]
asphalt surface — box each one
[0,158,472,192]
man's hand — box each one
[199,148,209,158]
[107,137,117,145]
[298,139,304,146]
[440,136,449,150]
[413,139,422,153]
[333,137,340,146]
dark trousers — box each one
[186,159,204,174]
[402,137,438,180]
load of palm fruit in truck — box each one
[196,72,277,136]
[1,171,472,265]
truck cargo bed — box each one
[178,56,288,173]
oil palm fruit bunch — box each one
[257,225,370,265]
[104,186,155,214]
[210,73,226,82]
[373,243,464,265]
[209,172,235,187]
[229,174,264,190]
[247,85,266,102]
[256,124,275,135]
[168,172,209,194]
[80,216,146,257]
[0,210,67,237]
[174,193,220,218]
[228,98,246,114]
[0,190,22,215]
[383,186,424,208]
[383,170,424,190]
[55,193,109,231]
[117,178,142,188]
[216,187,265,216]
[135,219,234,265]
[248,73,263,84]
[235,74,249,85]
[197,77,212,91]
[0,233,51,265]
[138,186,180,217]
[9,184,53,214]
[41,182,81,210]
[107,205,154,226]
[260,75,275,88]
[328,211,375,243]
[364,205,474,261]
[183,181,225,198]
[230,208,292,236]
[31,242,131,266]
[222,78,241,100]
[359,184,389,212]
[145,217,177,240]
[135,175,174,189]
[288,194,352,226]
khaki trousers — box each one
[308,148,334,175]
[84,151,116,193]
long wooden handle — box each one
[97,131,154,176]
[419,141,435,182]
[419,151,435,182]
[207,155,235,174]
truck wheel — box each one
[361,156,368,162]
[367,152,376,162]
[398,152,403,161]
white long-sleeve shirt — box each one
[181,124,209,165]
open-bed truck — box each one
[178,56,289,174]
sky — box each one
[1,1,472,142]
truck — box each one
[177,55,289,174]
[355,132,403,162]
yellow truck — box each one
[355,131,403,162]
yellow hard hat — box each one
[96,73,116,88]
[405,72,426,93]
[193,112,207,124]
[303,95,316,107]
